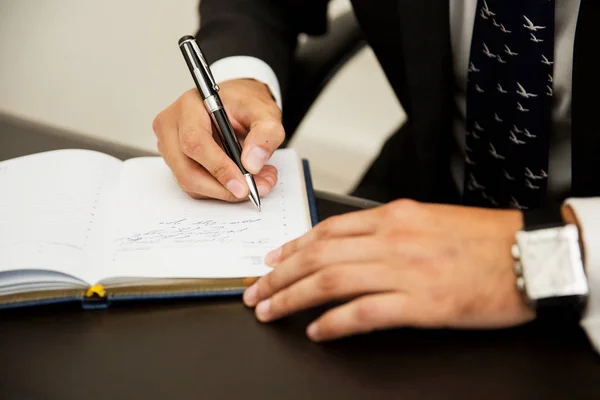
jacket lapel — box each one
[395,0,456,198]
[571,0,600,197]
[350,0,456,201]
[395,0,453,123]
[348,0,454,201]
[351,0,452,125]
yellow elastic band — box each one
[86,284,106,298]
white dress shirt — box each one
[207,0,600,352]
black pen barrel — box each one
[211,109,247,173]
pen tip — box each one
[248,191,261,211]
[244,174,262,211]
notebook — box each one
[0,148,317,309]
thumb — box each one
[220,79,285,174]
[243,116,285,173]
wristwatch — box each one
[511,207,589,321]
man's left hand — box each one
[243,199,536,341]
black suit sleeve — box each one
[195,0,330,97]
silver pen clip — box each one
[189,40,219,92]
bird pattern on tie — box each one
[462,0,555,210]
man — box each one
[152,0,600,351]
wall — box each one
[0,0,198,151]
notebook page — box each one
[0,149,122,284]
[98,149,311,282]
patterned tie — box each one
[462,0,555,210]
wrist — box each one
[220,78,279,107]
[209,55,282,109]
[561,204,586,266]
[511,207,588,322]
[241,78,278,104]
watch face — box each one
[516,225,588,300]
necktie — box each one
[462,0,555,210]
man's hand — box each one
[243,200,535,341]
[153,79,283,201]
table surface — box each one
[1,112,600,400]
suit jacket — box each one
[196,0,600,205]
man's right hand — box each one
[152,79,284,201]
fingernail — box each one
[247,147,269,173]
[256,299,271,321]
[307,323,320,341]
[226,180,246,198]
[258,184,270,196]
[264,175,276,186]
[243,283,258,306]
[265,247,282,265]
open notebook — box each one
[0,148,317,309]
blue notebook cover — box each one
[0,159,319,311]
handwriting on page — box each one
[114,217,274,248]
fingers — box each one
[255,164,278,194]
[177,91,249,199]
[158,120,242,201]
[265,209,382,266]
[253,263,400,323]
[242,118,286,174]
[245,236,387,307]
[153,88,280,201]
[305,293,413,341]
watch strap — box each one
[534,295,587,324]
[522,204,564,230]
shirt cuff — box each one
[564,197,600,353]
[209,56,282,110]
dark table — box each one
[1,112,599,399]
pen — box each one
[178,35,261,211]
